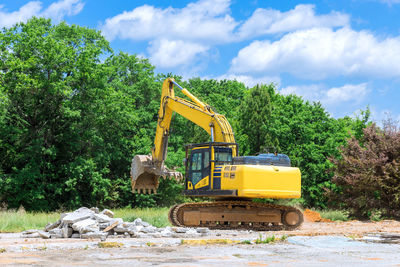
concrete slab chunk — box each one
[101,209,114,218]
[93,213,112,223]
[142,226,157,233]
[22,229,41,235]
[90,207,99,214]
[61,226,73,238]
[80,225,100,234]
[63,208,94,224]
[71,233,80,239]
[103,220,119,232]
[128,225,143,233]
[23,232,40,238]
[172,227,187,233]
[196,227,210,233]
[38,231,51,239]
[49,228,63,238]
[72,218,97,232]
[45,220,61,232]
[133,218,143,226]
[114,225,129,233]
[81,231,108,239]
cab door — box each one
[187,148,210,190]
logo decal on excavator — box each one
[194,176,209,189]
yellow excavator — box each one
[131,78,303,230]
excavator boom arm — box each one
[153,78,236,163]
[131,78,235,193]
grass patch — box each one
[255,234,276,244]
[0,207,171,233]
[0,210,59,233]
[319,210,350,221]
[113,207,170,228]
[249,234,288,245]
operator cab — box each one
[184,142,237,192]
[184,142,292,196]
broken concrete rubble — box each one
[72,218,98,233]
[21,207,211,241]
[100,209,114,218]
[63,208,94,224]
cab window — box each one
[214,147,232,165]
[191,152,202,171]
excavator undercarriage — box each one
[169,201,303,231]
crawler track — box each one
[169,201,303,231]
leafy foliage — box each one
[330,121,400,218]
[0,18,380,213]
[238,84,274,155]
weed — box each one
[98,242,123,248]
[146,242,156,247]
[369,210,382,221]
[240,240,252,244]
[255,234,276,244]
[0,248,5,253]
[280,235,288,241]
[319,210,350,221]
[346,234,362,240]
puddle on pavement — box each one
[359,233,400,244]
[288,234,400,248]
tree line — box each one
[0,18,399,218]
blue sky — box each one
[1,0,400,122]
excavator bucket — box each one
[131,155,183,194]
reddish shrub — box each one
[330,121,400,218]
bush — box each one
[330,121,400,218]
[319,210,349,221]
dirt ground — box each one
[1,220,400,266]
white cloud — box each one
[100,1,352,71]
[148,39,209,68]
[101,0,236,43]
[0,0,84,28]
[369,107,400,126]
[0,2,42,28]
[216,74,280,88]
[237,4,349,39]
[380,0,400,5]
[280,84,324,100]
[231,27,400,79]
[102,2,350,43]
[325,83,369,104]
[41,0,84,22]
[280,83,369,106]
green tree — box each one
[268,94,351,208]
[0,17,113,210]
[238,84,275,155]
